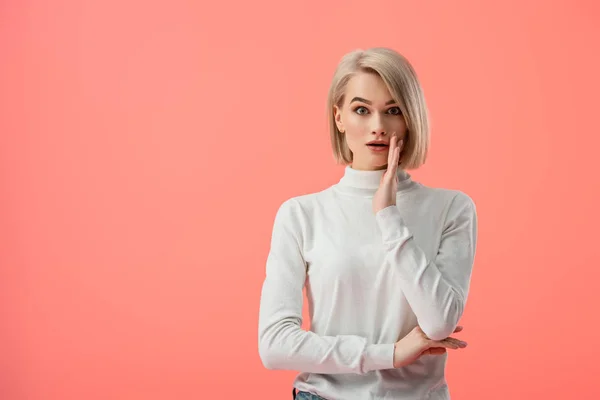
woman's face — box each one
[333,71,408,171]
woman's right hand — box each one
[392,325,467,368]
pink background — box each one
[1,0,599,398]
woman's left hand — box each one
[373,133,403,215]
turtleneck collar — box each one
[334,165,419,197]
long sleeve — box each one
[375,192,478,341]
[258,198,394,374]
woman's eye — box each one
[387,107,402,115]
[354,106,368,115]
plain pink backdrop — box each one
[1,0,599,399]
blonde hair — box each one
[327,47,430,170]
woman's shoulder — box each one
[278,187,333,208]
[271,188,331,220]
[413,183,476,211]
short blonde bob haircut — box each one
[327,47,430,170]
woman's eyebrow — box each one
[350,97,397,105]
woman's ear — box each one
[333,105,345,133]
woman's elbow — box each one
[259,318,303,370]
[423,299,465,340]
[420,312,461,341]
[258,336,286,370]
[421,323,456,341]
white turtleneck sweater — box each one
[258,166,478,400]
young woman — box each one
[258,47,478,400]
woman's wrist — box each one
[393,341,402,368]
[392,338,412,369]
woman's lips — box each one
[366,144,389,152]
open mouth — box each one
[366,143,389,152]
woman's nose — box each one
[370,114,387,135]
